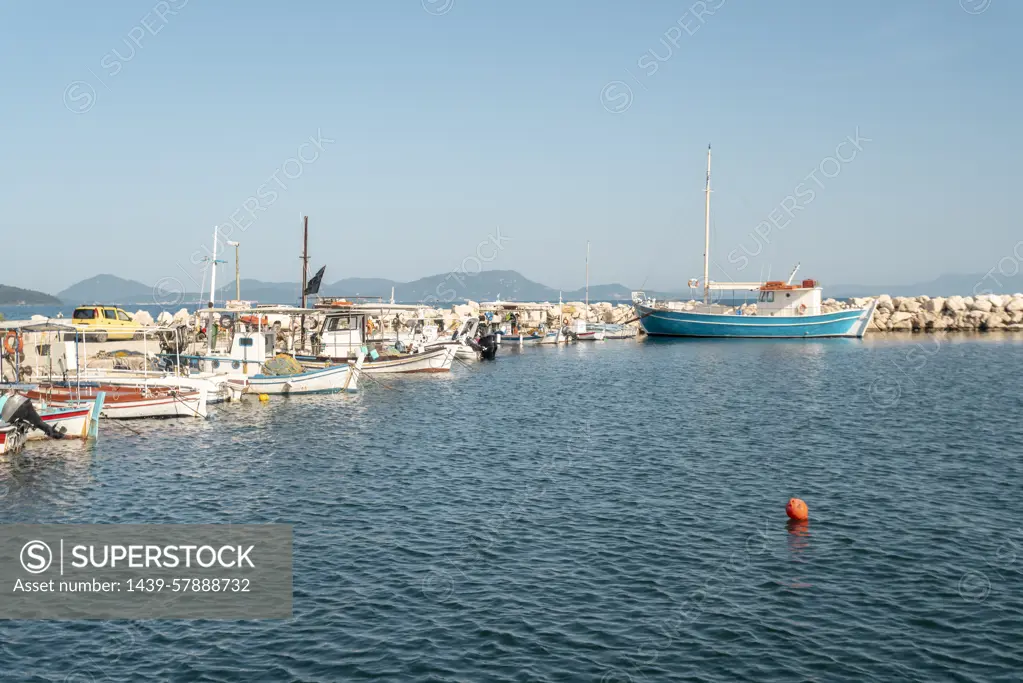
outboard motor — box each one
[474,333,498,360]
[0,394,65,440]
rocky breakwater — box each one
[413,300,639,330]
[820,294,1023,332]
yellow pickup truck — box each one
[71,305,140,341]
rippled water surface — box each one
[2,335,1023,682]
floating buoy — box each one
[258,394,270,403]
[785,498,809,521]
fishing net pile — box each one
[261,354,304,376]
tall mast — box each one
[703,144,712,305]
[300,215,309,308]
[585,241,590,310]
[209,225,218,308]
[207,225,218,358]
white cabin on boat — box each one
[755,279,822,316]
[317,310,368,358]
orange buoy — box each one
[785,498,809,521]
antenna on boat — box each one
[786,262,801,286]
[703,144,712,305]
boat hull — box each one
[30,405,96,440]
[500,334,544,344]
[635,301,876,338]
[299,346,455,374]
[247,364,357,395]
[27,386,208,419]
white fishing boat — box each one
[247,355,362,395]
[302,304,456,373]
[538,294,574,344]
[26,384,208,419]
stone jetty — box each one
[831,294,1023,332]
[123,294,1023,334]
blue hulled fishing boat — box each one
[633,145,876,339]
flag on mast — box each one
[304,266,326,295]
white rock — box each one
[888,311,914,330]
[156,311,174,325]
[967,310,987,322]
[876,294,894,311]
[988,294,1005,309]
[133,310,154,326]
[1005,297,1023,312]
[983,312,1006,330]
[924,297,945,314]
[897,298,922,313]
[944,295,967,312]
[969,298,993,313]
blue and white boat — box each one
[633,145,877,339]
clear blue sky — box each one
[2,0,1020,294]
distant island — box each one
[0,284,62,306]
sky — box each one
[1,0,1020,295]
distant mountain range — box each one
[55,270,669,306]
[24,269,1023,308]
[0,284,62,305]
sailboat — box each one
[632,145,877,338]
[574,241,606,341]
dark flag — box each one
[304,266,326,295]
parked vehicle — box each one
[71,305,140,341]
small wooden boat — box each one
[575,330,606,341]
[6,394,106,446]
[26,384,207,419]
[247,356,362,395]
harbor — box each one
[5,1,1022,680]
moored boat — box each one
[25,384,208,419]
[633,145,877,339]
[306,306,457,373]
[247,358,361,395]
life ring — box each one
[3,330,23,354]
[219,314,234,328]
[563,317,570,325]
[797,304,807,315]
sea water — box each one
[1,336,1021,681]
